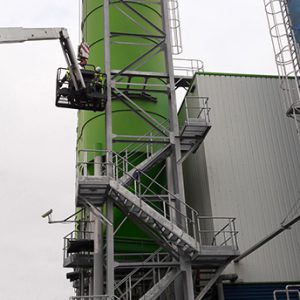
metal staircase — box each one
[71,87,233,299]
[264,0,300,142]
[114,248,174,300]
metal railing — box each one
[115,250,171,300]
[178,96,210,129]
[75,149,238,250]
[274,284,300,300]
[168,0,183,55]
[198,217,238,250]
[173,58,204,77]
[76,119,169,179]
[115,248,164,290]
[115,119,170,168]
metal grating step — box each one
[76,176,110,206]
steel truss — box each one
[65,1,238,299]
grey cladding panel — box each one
[183,74,300,282]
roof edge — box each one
[196,71,280,79]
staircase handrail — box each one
[173,58,204,77]
[117,119,169,163]
[75,149,239,249]
[117,253,172,299]
[114,247,164,289]
[112,150,196,230]
[179,95,210,128]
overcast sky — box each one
[0,1,277,299]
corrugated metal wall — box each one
[183,73,300,282]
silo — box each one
[78,0,169,253]
[65,2,238,299]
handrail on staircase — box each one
[116,119,170,167]
[116,251,172,299]
[178,96,211,129]
[75,149,238,250]
[114,247,164,290]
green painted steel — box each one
[78,0,168,152]
[78,0,169,252]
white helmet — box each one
[95,66,101,73]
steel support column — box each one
[93,211,104,295]
[104,0,115,296]
[93,156,104,295]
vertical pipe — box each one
[103,0,115,295]
[83,151,87,176]
[93,214,104,296]
[80,270,84,296]
[217,280,225,300]
[93,155,104,296]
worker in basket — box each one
[89,66,105,111]
[94,66,104,93]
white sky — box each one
[0,1,277,299]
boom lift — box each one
[0,27,106,111]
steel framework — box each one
[64,1,239,299]
[264,0,300,142]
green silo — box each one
[78,0,169,253]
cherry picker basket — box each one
[56,66,107,112]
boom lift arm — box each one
[0,27,85,91]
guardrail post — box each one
[83,151,88,176]
[94,154,102,177]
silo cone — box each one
[78,0,169,253]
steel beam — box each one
[234,213,300,263]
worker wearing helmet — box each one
[95,66,103,83]
[93,66,105,110]
[94,66,104,92]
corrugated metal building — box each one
[182,73,300,296]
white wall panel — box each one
[183,73,300,282]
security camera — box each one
[41,209,53,218]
